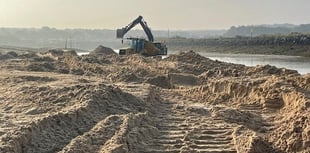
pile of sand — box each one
[0,51,18,60]
[89,45,116,56]
[0,81,151,153]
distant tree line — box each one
[167,33,310,47]
[166,33,310,57]
[217,33,310,46]
[225,24,310,37]
[236,33,310,45]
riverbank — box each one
[165,35,310,57]
[168,44,310,57]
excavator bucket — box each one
[116,28,125,38]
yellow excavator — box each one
[116,16,167,56]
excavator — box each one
[116,16,167,56]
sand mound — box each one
[165,51,249,76]
[168,73,198,88]
[0,51,18,60]
[107,70,142,83]
[146,75,171,88]
[233,127,281,153]
[89,45,116,56]
[6,51,18,57]
[246,64,299,76]
[212,107,267,131]
[33,49,78,62]
[17,52,39,59]
[165,50,211,64]
[0,83,150,153]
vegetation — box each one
[164,33,310,57]
[225,24,310,37]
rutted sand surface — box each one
[0,50,309,153]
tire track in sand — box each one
[140,91,237,153]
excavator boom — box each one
[116,16,154,42]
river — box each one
[197,52,310,74]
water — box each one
[77,49,119,56]
[198,52,310,74]
[77,52,89,56]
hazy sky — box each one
[1,0,310,30]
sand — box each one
[0,50,309,153]
[89,45,117,56]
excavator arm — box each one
[117,16,154,42]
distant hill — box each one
[0,27,118,50]
[0,27,225,50]
[225,24,310,37]
[2,24,310,50]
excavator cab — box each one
[119,38,145,55]
[130,38,145,53]
[119,38,159,56]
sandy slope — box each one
[0,50,309,153]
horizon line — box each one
[1,23,310,31]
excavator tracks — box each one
[139,93,237,153]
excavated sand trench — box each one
[0,49,309,153]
